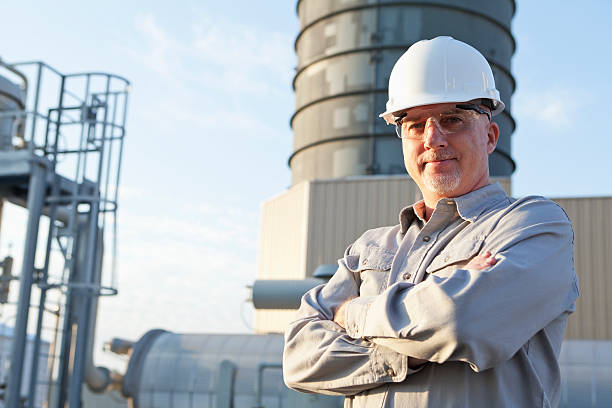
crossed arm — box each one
[331,251,499,369]
[333,250,498,328]
[283,250,506,395]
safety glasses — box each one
[395,104,491,139]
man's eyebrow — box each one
[403,108,465,121]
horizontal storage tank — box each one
[120,330,342,408]
[290,0,516,184]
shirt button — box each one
[363,259,368,265]
[423,236,431,242]
[387,368,396,377]
[444,255,450,262]
[402,272,411,280]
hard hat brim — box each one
[379,97,505,125]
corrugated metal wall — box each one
[304,176,421,276]
[554,197,612,340]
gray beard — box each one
[423,169,461,196]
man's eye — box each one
[441,116,463,124]
[408,121,425,130]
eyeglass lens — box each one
[395,110,479,139]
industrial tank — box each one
[119,331,342,408]
[290,0,516,184]
[0,69,25,149]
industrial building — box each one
[0,1,610,407]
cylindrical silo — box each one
[290,0,516,185]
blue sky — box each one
[0,1,610,369]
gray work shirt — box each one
[283,183,578,407]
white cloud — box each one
[145,97,286,142]
[133,12,177,76]
[117,184,147,200]
[120,204,258,250]
[129,11,294,93]
[191,20,294,81]
[512,87,589,129]
[126,11,294,145]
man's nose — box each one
[423,118,449,149]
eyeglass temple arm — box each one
[455,103,491,121]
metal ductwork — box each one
[252,279,325,309]
[290,0,516,185]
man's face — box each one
[400,102,499,203]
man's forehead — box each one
[400,103,466,118]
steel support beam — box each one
[5,160,47,408]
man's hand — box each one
[465,250,498,270]
[333,298,354,329]
[408,357,428,368]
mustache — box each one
[420,150,457,164]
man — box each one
[283,36,578,407]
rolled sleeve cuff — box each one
[345,296,376,339]
[371,342,424,381]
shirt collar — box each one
[454,182,507,222]
[399,204,419,234]
[398,182,507,233]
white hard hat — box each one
[380,36,505,125]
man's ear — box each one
[487,122,500,154]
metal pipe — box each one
[27,190,60,408]
[83,227,111,393]
[253,362,282,408]
[29,63,43,144]
[251,279,325,309]
[104,338,134,355]
[51,74,72,408]
[27,122,65,408]
[5,159,47,408]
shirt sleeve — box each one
[344,198,579,372]
[283,250,419,396]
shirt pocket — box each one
[425,235,486,276]
[347,245,394,296]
